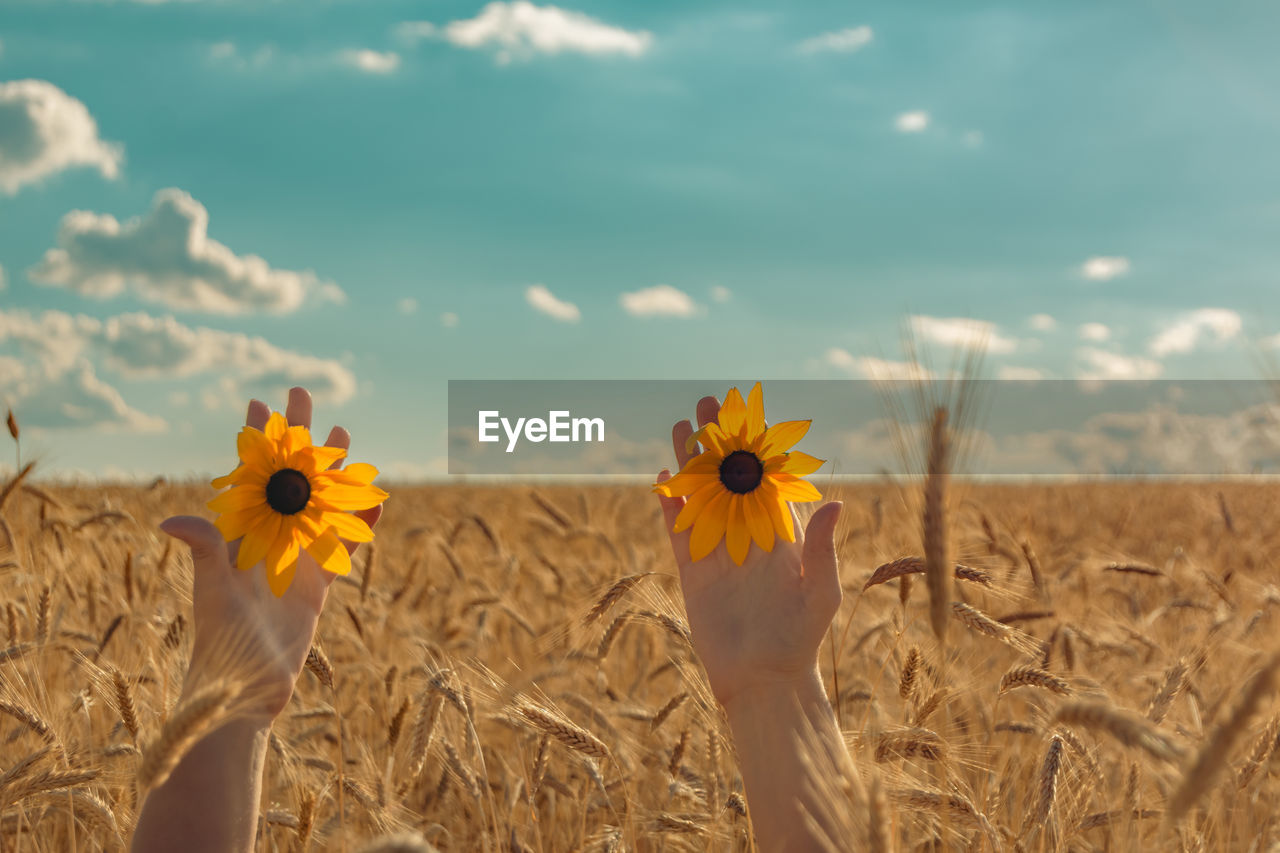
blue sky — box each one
[2,0,1279,479]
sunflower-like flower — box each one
[208,412,388,596]
[654,383,824,566]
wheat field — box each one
[2,473,1279,851]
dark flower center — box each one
[266,468,311,515]
[719,450,764,494]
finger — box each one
[656,469,693,583]
[159,516,227,578]
[695,396,720,428]
[672,420,695,469]
[285,387,312,430]
[343,504,383,557]
[323,426,351,469]
[800,501,843,613]
[246,399,270,431]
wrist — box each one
[179,663,281,729]
[720,664,829,724]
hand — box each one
[655,394,842,711]
[160,387,383,720]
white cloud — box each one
[710,285,731,303]
[1149,308,1242,357]
[826,348,934,380]
[911,315,1016,354]
[98,313,356,404]
[619,284,699,318]
[395,22,439,43]
[525,284,580,322]
[0,80,123,195]
[440,312,459,328]
[997,366,1043,381]
[1028,313,1056,332]
[30,188,344,315]
[797,26,873,55]
[397,297,419,314]
[895,111,929,133]
[1080,256,1130,281]
[207,41,275,70]
[441,2,652,61]
[1077,347,1162,380]
[1079,322,1111,342]
[339,49,401,74]
[0,308,356,431]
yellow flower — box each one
[208,412,389,596]
[654,382,824,566]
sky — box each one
[2,0,1280,479]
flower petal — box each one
[237,427,274,469]
[264,411,288,442]
[338,462,379,484]
[324,511,375,543]
[265,522,300,586]
[759,483,796,543]
[691,423,733,457]
[768,474,823,503]
[306,528,353,576]
[282,424,313,460]
[309,480,390,511]
[718,387,747,439]
[725,495,751,566]
[267,560,297,598]
[237,512,280,571]
[297,445,346,474]
[744,383,766,443]
[214,507,260,542]
[768,451,825,478]
[689,489,732,562]
[673,480,723,534]
[208,485,266,514]
[652,472,716,499]
[758,420,811,458]
[744,491,775,553]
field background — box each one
[2,479,1279,851]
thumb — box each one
[159,516,227,574]
[800,501,842,608]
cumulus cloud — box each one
[895,111,929,133]
[710,285,731,303]
[1076,347,1162,380]
[339,49,401,74]
[1080,256,1130,281]
[619,284,699,318]
[0,308,356,431]
[207,41,275,70]
[525,284,580,322]
[826,348,934,380]
[397,297,419,314]
[30,188,344,315]
[0,80,123,195]
[1149,308,1242,357]
[797,26,872,55]
[1079,322,1110,342]
[997,366,1044,380]
[437,2,652,61]
[440,312,459,328]
[395,22,439,43]
[911,315,1016,354]
[1028,313,1055,332]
